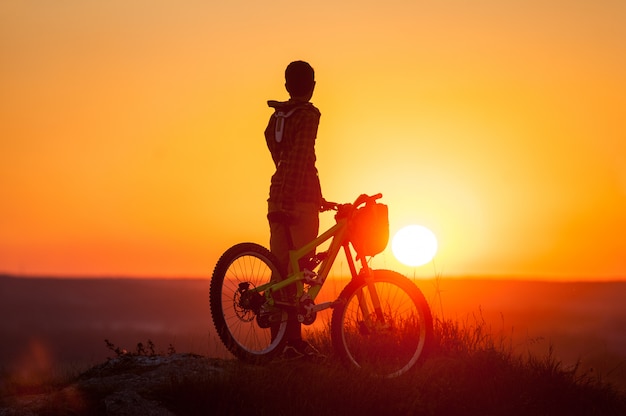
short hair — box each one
[285,61,315,96]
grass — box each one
[155,316,626,416]
[2,316,625,416]
[159,312,625,415]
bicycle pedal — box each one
[303,269,320,285]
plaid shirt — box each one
[265,99,322,210]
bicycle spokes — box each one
[331,271,432,378]
[210,244,289,362]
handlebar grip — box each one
[354,193,383,207]
[321,193,383,213]
[320,198,339,212]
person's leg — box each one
[289,202,320,269]
[268,215,290,275]
[268,202,291,341]
[267,201,319,342]
[284,202,319,342]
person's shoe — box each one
[281,340,326,361]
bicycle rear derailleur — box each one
[237,282,265,312]
[236,282,284,329]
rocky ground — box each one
[0,354,227,416]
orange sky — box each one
[1,1,625,279]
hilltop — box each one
[2,349,626,415]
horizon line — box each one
[1,272,625,283]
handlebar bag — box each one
[349,203,389,256]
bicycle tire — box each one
[331,269,433,378]
[209,242,288,363]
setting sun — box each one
[391,225,438,267]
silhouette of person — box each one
[265,61,324,359]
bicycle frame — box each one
[250,195,381,319]
[210,192,433,375]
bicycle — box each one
[209,193,433,378]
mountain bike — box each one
[209,193,433,378]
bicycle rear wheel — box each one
[331,269,433,378]
[209,242,288,363]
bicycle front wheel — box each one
[331,269,433,378]
[209,242,288,363]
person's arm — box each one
[264,116,281,167]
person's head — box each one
[285,61,315,100]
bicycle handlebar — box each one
[353,193,382,208]
[320,193,383,212]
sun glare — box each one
[391,225,438,267]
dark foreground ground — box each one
[2,340,625,415]
[1,275,625,395]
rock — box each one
[1,354,227,415]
